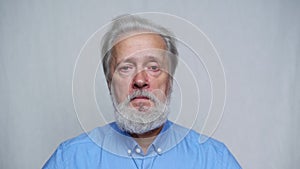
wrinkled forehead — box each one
[111,32,169,67]
[116,49,168,65]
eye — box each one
[146,62,161,76]
[149,65,159,71]
[120,66,130,72]
[117,64,134,75]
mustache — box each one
[127,90,160,104]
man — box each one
[43,15,241,169]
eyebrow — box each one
[116,55,162,67]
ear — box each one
[167,76,173,95]
[107,80,112,95]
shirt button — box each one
[157,148,162,153]
[127,149,132,155]
[135,148,141,154]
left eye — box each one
[150,66,158,70]
[149,66,159,71]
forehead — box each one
[113,33,167,64]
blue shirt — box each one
[43,121,242,169]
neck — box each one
[130,125,164,154]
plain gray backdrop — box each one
[0,0,299,169]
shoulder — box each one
[170,122,227,153]
[172,124,242,168]
[185,129,227,152]
[59,124,117,156]
[42,125,111,169]
[59,132,97,151]
[60,123,115,148]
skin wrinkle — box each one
[108,33,173,153]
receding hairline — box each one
[109,32,169,76]
[101,15,178,83]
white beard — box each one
[112,90,169,134]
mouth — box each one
[131,96,150,101]
[129,95,152,109]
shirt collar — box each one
[89,120,189,158]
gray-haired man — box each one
[43,15,241,169]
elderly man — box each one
[43,15,241,169]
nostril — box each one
[132,70,149,89]
[133,81,148,89]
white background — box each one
[0,0,299,169]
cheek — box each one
[151,76,170,100]
[111,77,131,103]
[158,75,170,91]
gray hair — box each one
[101,14,178,83]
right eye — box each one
[119,66,130,72]
[118,65,134,75]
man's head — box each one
[101,15,178,134]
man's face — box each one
[110,33,170,111]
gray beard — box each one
[112,90,169,134]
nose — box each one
[132,70,149,89]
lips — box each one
[130,96,150,105]
[130,95,152,109]
[131,96,150,101]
